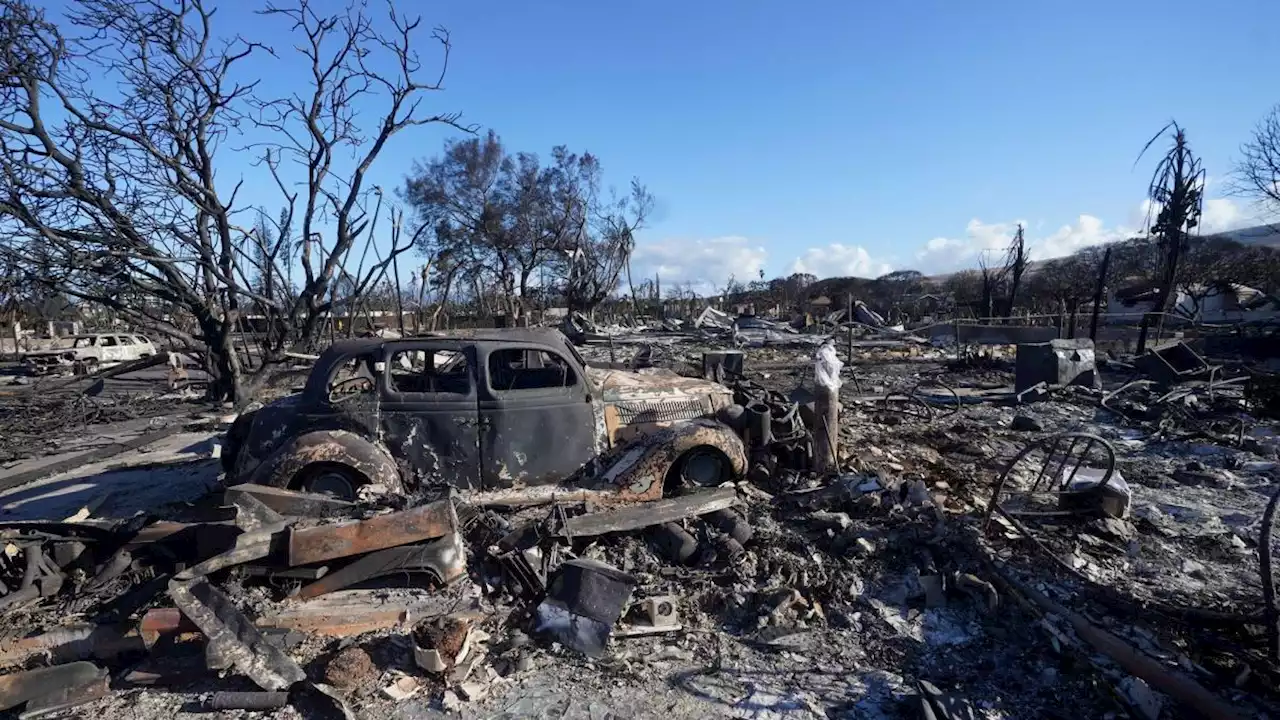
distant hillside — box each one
[1213,223,1280,248]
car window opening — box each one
[389,349,471,394]
[328,354,379,398]
[488,348,575,391]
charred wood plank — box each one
[557,488,739,538]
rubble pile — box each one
[0,330,1277,719]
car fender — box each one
[590,418,747,502]
[247,429,404,493]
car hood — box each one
[22,348,74,358]
[585,366,732,403]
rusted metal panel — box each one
[296,532,465,600]
[588,419,748,502]
[18,671,109,719]
[286,498,457,567]
[223,484,354,518]
[587,366,731,400]
[139,608,199,636]
[557,487,740,537]
[0,662,106,712]
[252,429,402,493]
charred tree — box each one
[0,0,468,402]
[1004,224,1028,321]
[1135,122,1205,353]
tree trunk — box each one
[200,318,248,405]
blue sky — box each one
[43,0,1280,292]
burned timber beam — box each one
[285,498,456,567]
[168,577,306,691]
[557,487,739,538]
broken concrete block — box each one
[1014,339,1100,396]
[380,675,421,701]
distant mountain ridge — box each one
[1213,223,1280,248]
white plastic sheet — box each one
[814,341,843,392]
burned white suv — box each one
[22,333,158,376]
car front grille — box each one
[612,399,707,425]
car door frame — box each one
[98,335,125,363]
[376,339,484,490]
[476,340,598,489]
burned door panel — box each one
[478,345,597,489]
[378,343,482,490]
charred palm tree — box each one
[1135,122,1205,352]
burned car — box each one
[22,333,158,376]
[222,329,748,502]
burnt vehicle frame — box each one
[222,329,747,503]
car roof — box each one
[321,328,571,355]
[306,328,581,397]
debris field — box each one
[0,323,1277,720]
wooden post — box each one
[1089,247,1111,343]
[846,327,853,366]
[814,387,838,473]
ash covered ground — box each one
[0,335,1276,720]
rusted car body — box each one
[223,329,746,503]
[22,333,158,376]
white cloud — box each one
[913,197,1264,275]
[914,214,1130,273]
[1036,214,1132,258]
[1137,196,1259,236]
[630,235,766,296]
[790,244,892,279]
[629,197,1267,291]
[1200,197,1246,234]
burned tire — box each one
[294,462,365,501]
[669,446,733,490]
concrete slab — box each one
[0,431,222,523]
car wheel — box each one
[672,447,732,489]
[296,463,363,501]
